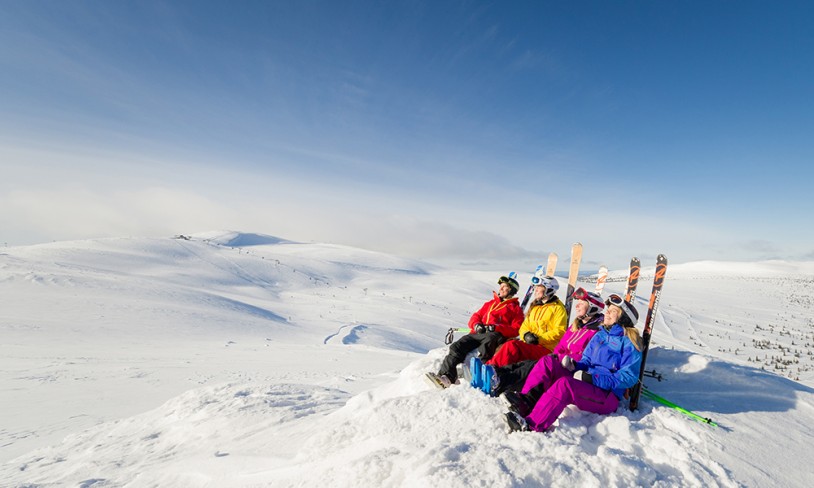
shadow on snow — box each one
[643,347,814,416]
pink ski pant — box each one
[521,355,619,432]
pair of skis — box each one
[593,256,699,421]
[519,252,560,311]
[627,254,667,411]
[520,242,584,325]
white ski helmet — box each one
[605,294,639,326]
[531,275,559,299]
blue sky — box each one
[1,1,813,269]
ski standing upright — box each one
[625,257,641,303]
[520,265,544,311]
[545,252,558,278]
[629,254,667,411]
[563,243,583,324]
[594,265,608,296]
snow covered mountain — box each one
[1,233,813,486]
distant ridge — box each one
[192,231,293,247]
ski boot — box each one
[424,372,452,390]
[505,411,530,433]
[481,364,499,396]
[469,357,483,389]
[502,390,533,417]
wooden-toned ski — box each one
[564,243,583,324]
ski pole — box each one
[444,327,471,345]
[641,388,718,427]
[642,369,664,381]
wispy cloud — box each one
[741,240,779,254]
[315,214,540,261]
[0,187,237,244]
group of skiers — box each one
[425,273,643,433]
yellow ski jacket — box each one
[518,298,568,351]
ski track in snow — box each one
[673,305,709,349]
[323,324,357,344]
[323,324,436,354]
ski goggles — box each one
[571,287,604,309]
[530,270,554,286]
[605,293,637,324]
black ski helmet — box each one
[498,275,520,295]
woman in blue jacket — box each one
[505,294,643,433]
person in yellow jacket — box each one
[485,276,567,368]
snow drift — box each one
[2,233,813,486]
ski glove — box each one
[475,324,496,334]
[574,371,593,384]
[561,355,575,371]
[523,332,539,345]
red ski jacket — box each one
[467,292,524,338]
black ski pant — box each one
[495,355,558,401]
[493,359,537,396]
[437,331,505,382]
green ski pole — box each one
[642,388,718,427]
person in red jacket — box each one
[426,275,524,389]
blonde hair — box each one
[606,304,643,351]
[624,326,643,351]
[569,315,588,332]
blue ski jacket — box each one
[575,324,642,399]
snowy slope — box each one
[1,234,813,487]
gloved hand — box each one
[486,325,496,333]
[523,332,539,344]
[574,370,593,384]
[561,355,575,371]
[474,323,486,334]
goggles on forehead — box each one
[531,273,556,287]
[571,287,604,309]
[606,293,624,306]
[605,293,637,324]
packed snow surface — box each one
[1,232,813,487]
